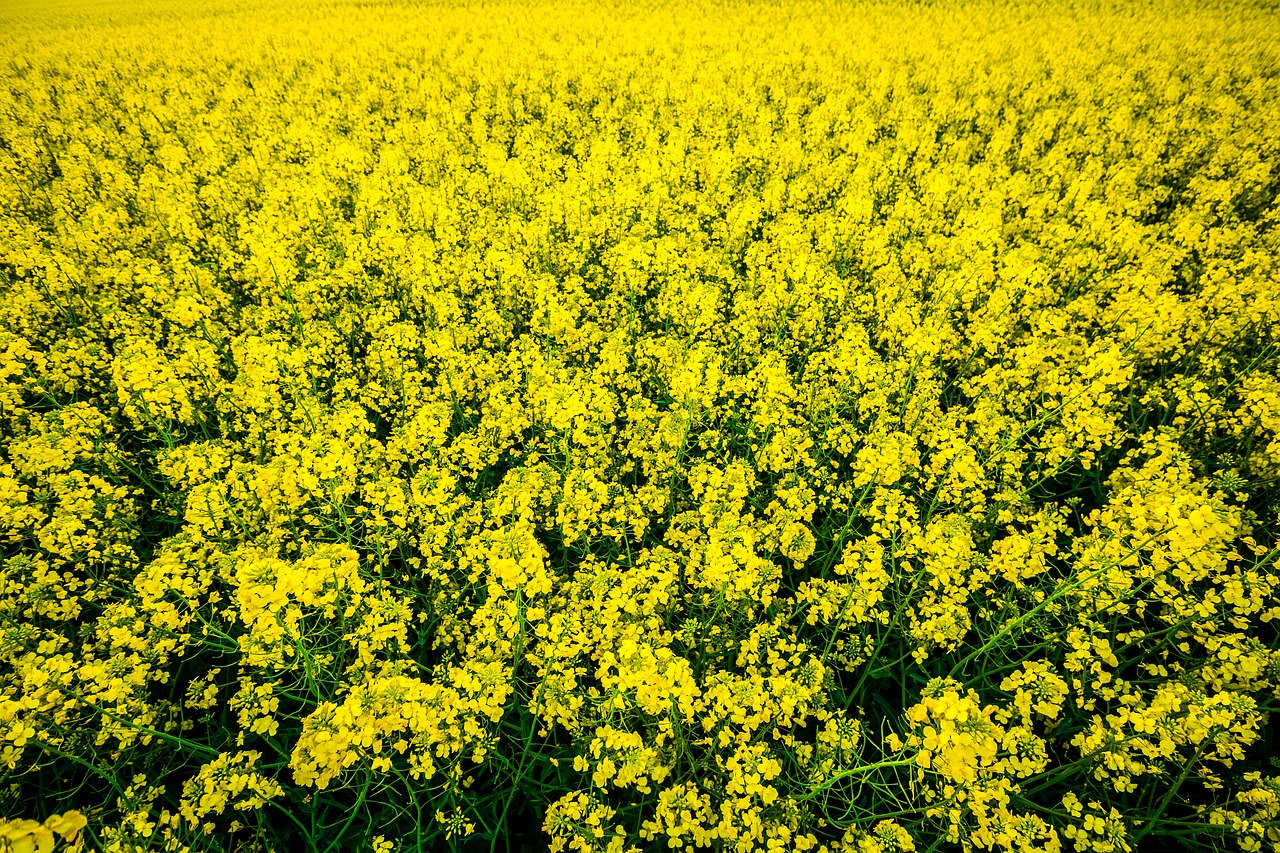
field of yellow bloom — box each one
[2,0,1279,850]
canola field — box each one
[2,0,1280,851]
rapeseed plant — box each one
[0,0,1278,850]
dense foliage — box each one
[2,1,1280,851]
